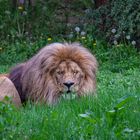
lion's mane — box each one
[9,43,98,104]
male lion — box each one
[9,43,98,104]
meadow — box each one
[0,42,140,140]
[0,0,140,139]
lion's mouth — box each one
[61,90,77,100]
[65,86,78,94]
[67,89,71,93]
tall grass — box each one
[0,44,140,140]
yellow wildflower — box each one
[47,37,52,41]
[93,42,96,46]
[81,36,86,39]
[116,44,120,47]
[0,47,2,51]
[18,6,23,10]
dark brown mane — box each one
[9,64,25,103]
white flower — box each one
[85,9,90,14]
[23,11,27,16]
[67,23,71,27]
[25,32,29,35]
[43,6,47,11]
[69,33,73,38]
[75,27,80,32]
[114,34,120,38]
[113,40,118,45]
[0,25,3,29]
[126,35,130,40]
[111,28,116,34]
[5,10,10,15]
[81,31,86,36]
[131,40,136,45]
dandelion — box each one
[18,6,23,10]
[43,6,47,11]
[81,31,86,36]
[0,25,3,29]
[75,27,80,33]
[67,23,71,27]
[5,10,10,15]
[131,40,136,45]
[116,44,120,47]
[23,11,27,16]
[93,41,97,46]
[126,35,130,40]
[111,28,116,34]
[81,36,86,39]
[47,37,52,41]
[69,33,73,39]
[113,40,118,45]
[0,47,2,51]
[123,31,125,34]
[85,9,90,14]
[93,42,97,47]
[25,32,29,35]
[114,34,120,39]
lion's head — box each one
[9,43,98,104]
[53,60,84,94]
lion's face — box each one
[53,60,84,94]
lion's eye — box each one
[57,71,64,75]
[73,70,79,75]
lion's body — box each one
[9,43,98,104]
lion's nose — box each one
[63,81,74,89]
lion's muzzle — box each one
[63,81,74,93]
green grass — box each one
[0,45,140,140]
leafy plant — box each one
[85,0,140,47]
[0,101,18,139]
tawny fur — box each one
[0,74,8,77]
[9,43,98,104]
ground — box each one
[0,45,140,139]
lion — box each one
[9,43,98,104]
